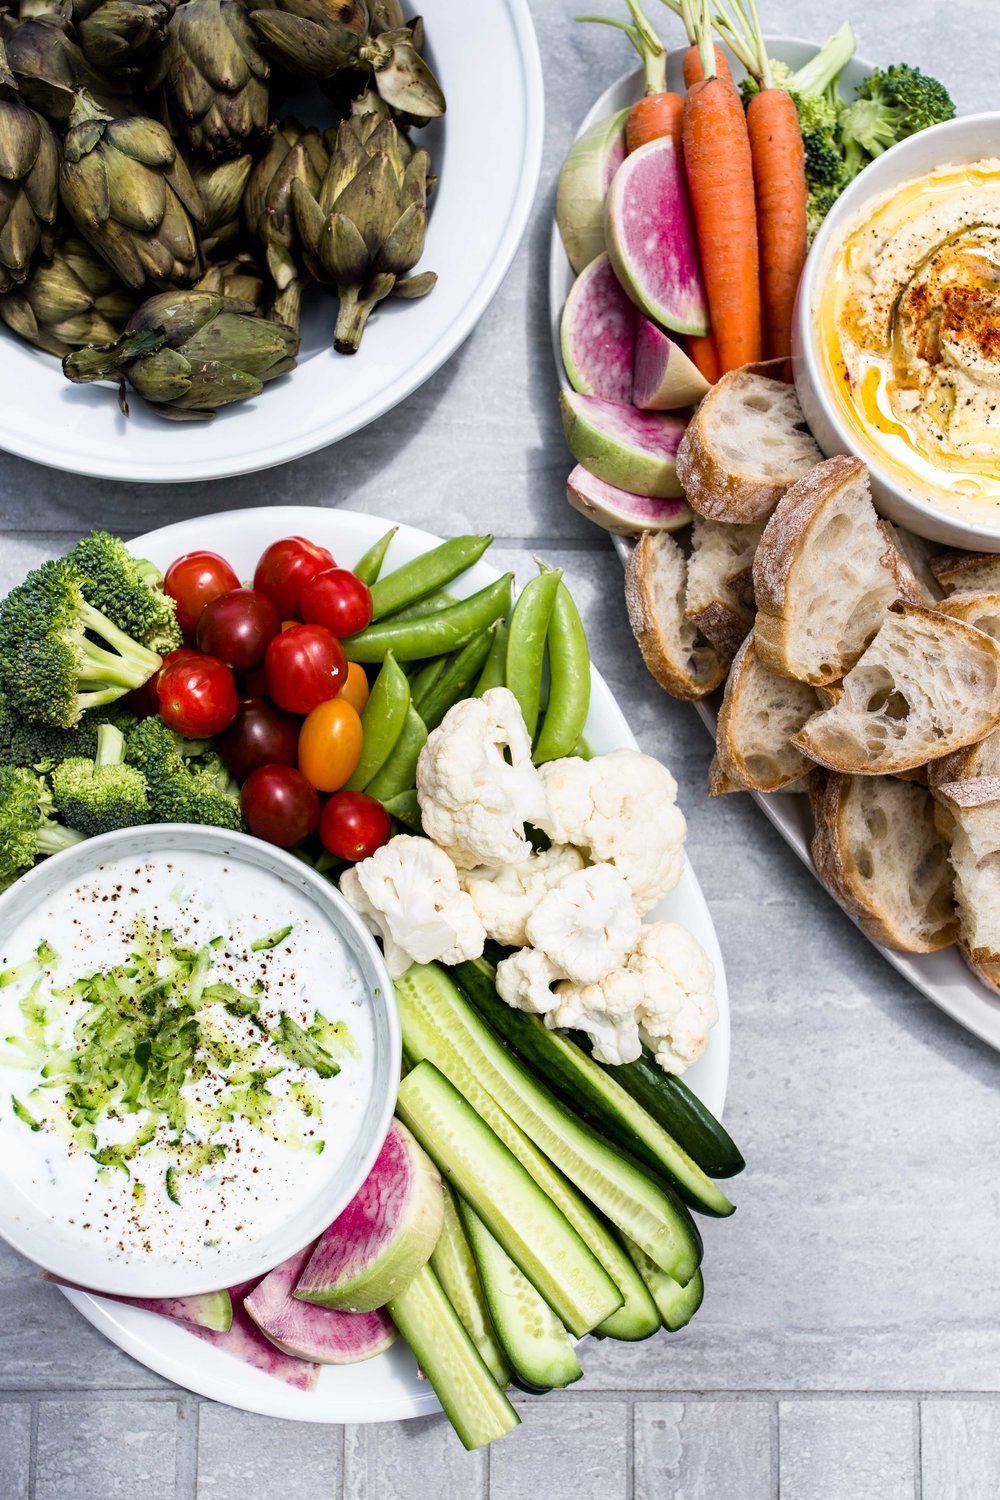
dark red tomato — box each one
[125,648,200,719]
[196,588,279,671]
[164,551,241,636]
[241,764,320,847]
[158,653,239,738]
[253,537,335,620]
[217,698,299,780]
[319,791,391,862]
[242,665,270,698]
[300,568,373,638]
[265,624,347,714]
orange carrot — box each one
[627,89,684,151]
[686,332,720,384]
[579,1,684,153]
[682,40,731,88]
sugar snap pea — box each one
[368,535,493,621]
[344,651,410,791]
[343,574,513,663]
[409,656,446,706]
[504,567,562,739]
[385,589,458,624]
[366,705,428,802]
[352,527,397,586]
[382,789,423,832]
[534,581,592,764]
[418,628,497,733]
[473,620,508,696]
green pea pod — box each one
[344,575,514,663]
[368,535,493,621]
[504,568,562,739]
[345,652,410,791]
[409,656,446,707]
[353,527,397,586]
[534,580,592,764]
[418,628,497,733]
[385,589,457,623]
[473,619,508,696]
[366,705,428,802]
[382,789,423,832]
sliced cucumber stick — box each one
[430,1181,510,1386]
[623,1237,705,1331]
[603,1048,745,1179]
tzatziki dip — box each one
[0,849,376,1268]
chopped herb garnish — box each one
[251,925,294,951]
[11,1095,39,1131]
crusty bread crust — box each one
[624,530,728,701]
[931,550,1000,595]
[938,590,1000,640]
[931,778,1000,992]
[684,518,761,660]
[713,633,818,792]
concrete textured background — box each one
[2,1,998,1495]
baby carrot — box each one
[657,0,733,86]
[577,0,684,152]
[685,332,720,384]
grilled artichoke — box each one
[0,40,58,290]
[59,90,204,289]
[149,0,270,158]
[244,117,324,331]
[62,288,298,416]
[0,232,137,353]
[72,0,175,75]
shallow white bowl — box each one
[0,823,399,1297]
[793,112,1000,550]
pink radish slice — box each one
[567,465,692,535]
[560,390,687,499]
[605,137,708,337]
[40,1273,232,1332]
[295,1119,443,1313]
[633,317,710,410]
[561,254,635,403]
[246,1242,397,1364]
[556,108,629,274]
[189,1278,320,1390]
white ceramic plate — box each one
[0,0,543,484]
[59,506,731,1422]
[550,45,1000,1053]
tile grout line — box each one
[914,1398,923,1500]
[3,1386,1000,1403]
[625,1395,635,1500]
[26,1394,38,1500]
[773,1398,781,1500]
[174,1396,199,1500]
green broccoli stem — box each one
[36,825,85,856]
[792,20,856,97]
[94,723,126,768]
[77,600,161,680]
[132,559,163,587]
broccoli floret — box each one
[807,183,844,242]
[125,718,243,831]
[0,559,162,728]
[840,63,955,164]
[0,696,138,773]
[51,723,150,838]
[0,765,84,887]
[803,128,845,189]
[68,533,183,658]
[741,22,854,133]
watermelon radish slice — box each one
[245,1241,397,1364]
[556,108,628,273]
[189,1278,320,1390]
[605,136,708,337]
[566,466,692,535]
[560,254,635,403]
[560,390,687,499]
[633,317,710,410]
[294,1119,444,1313]
[40,1273,232,1332]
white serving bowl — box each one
[0,824,399,1297]
[793,112,1000,550]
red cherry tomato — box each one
[253,537,335,620]
[164,551,241,636]
[158,653,239,738]
[125,648,200,719]
[265,624,347,714]
[300,568,373,638]
[217,698,299,780]
[319,791,391,862]
[241,764,320,847]
[196,588,279,671]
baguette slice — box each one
[809,770,956,952]
[884,523,944,603]
[625,530,728,700]
[684,517,763,658]
[753,455,900,685]
[675,366,822,524]
[711,633,819,792]
[930,550,1000,595]
[792,602,1000,774]
[939,590,1000,640]
[933,779,1000,992]
[928,722,1000,789]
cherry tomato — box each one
[340,661,370,716]
[319,790,391,861]
[265,624,347,714]
[196,588,279,671]
[253,537,335,620]
[298,698,363,792]
[300,568,372,638]
[217,698,299,780]
[241,764,319,847]
[241,665,270,698]
[158,653,239,738]
[124,648,200,719]
[164,551,241,636]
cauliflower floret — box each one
[462,843,586,946]
[538,749,686,914]
[628,921,717,1075]
[416,687,550,869]
[547,968,644,1066]
[525,863,641,984]
[495,947,564,1015]
[339,834,485,979]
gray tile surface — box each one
[0,0,993,1495]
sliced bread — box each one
[753,455,900,685]
[792,602,1000,774]
[711,633,819,793]
[933,779,1000,992]
[928,723,1000,789]
[809,769,957,952]
[624,530,728,700]
[675,366,823,524]
[930,550,1000,595]
[939,590,1000,641]
[883,523,945,603]
[684,517,763,659]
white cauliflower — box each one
[538,749,686,914]
[416,688,549,869]
[463,843,586,946]
[547,968,643,1066]
[495,948,564,1015]
[628,921,717,1075]
[339,835,485,979]
[525,863,641,984]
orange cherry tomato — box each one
[340,661,370,716]
[298,697,363,792]
[281,620,299,632]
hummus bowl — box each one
[794,113,1000,550]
